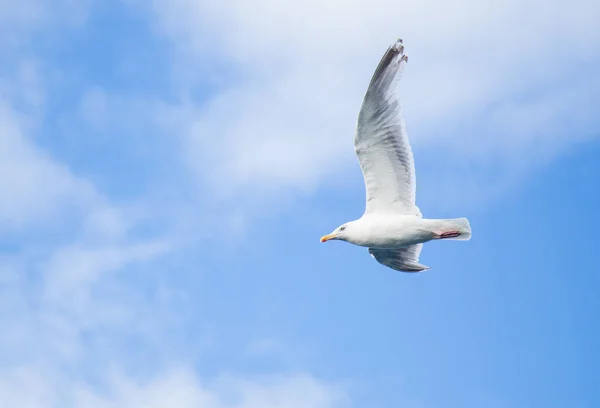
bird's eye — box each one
[340,226,346,231]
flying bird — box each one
[320,39,471,272]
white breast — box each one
[347,215,432,248]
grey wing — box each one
[368,245,430,273]
[354,39,421,217]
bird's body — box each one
[338,215,470,249]
[320,38,471,273]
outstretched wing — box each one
[354,38,421,217]
[368,245,430,273]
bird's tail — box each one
[433,217,472,241]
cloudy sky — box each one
[1,0,599,406]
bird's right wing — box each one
[354,39,421,217]
[368,245,430,273]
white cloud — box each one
[80,370,348,408]
[43,241,171,310]
[0,2,352,407]
[0,101,99,231]
[147,0,600,202]
[0,99,141,238]
[0,237,346,407]
[0,87,343,408]
[0,0,126,234]
[0,214,351,407]
[0,368,348,408]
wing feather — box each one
[355,39,420,216]
[368,245,429,273]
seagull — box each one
[320,39,471,273]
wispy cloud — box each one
[0,101,96,231]
[0,97,346,405]
[0,369,349,407]
[0,2,352,406]
[144,0,600,204]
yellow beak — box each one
[320,234,335,243]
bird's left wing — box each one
[368,245,430,272]
[355,38,421,217]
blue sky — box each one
[1,0,600,406]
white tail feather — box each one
[438,217,472,241]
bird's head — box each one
[320,223,351,243]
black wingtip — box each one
[366,38,408,89]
